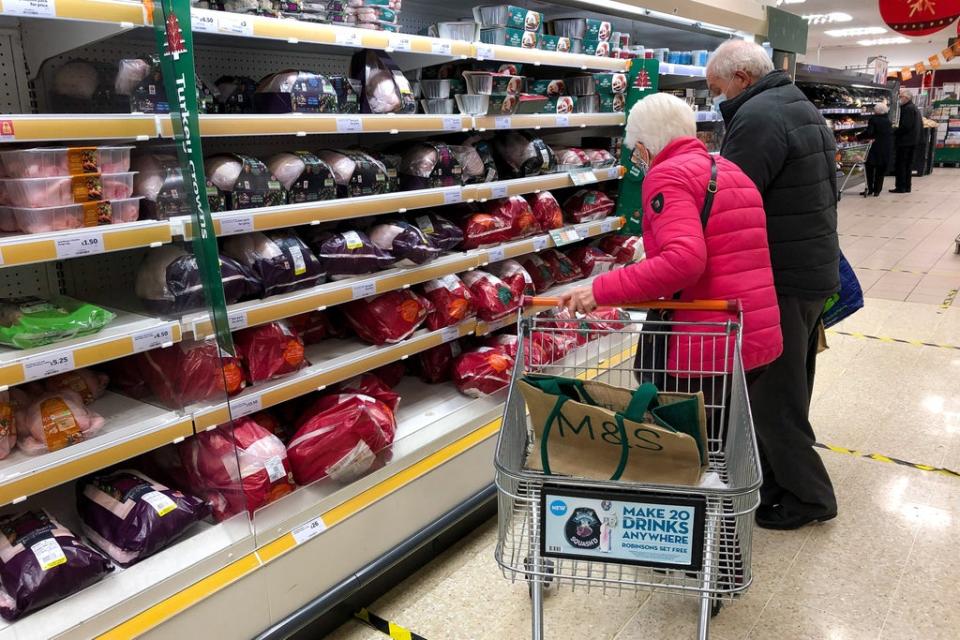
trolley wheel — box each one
[711,599,723,618]
[955,240,960,255]
[523,557,556,598]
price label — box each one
[219,215,254,236]
[570,170,597,186]
[31,538,66,571]
[494,116,512,130]
[443,187,462,204]
[442,116,462,131]
[431,40,452,55]
[533,236,548,251]
[264,455,287,483]
[487,246,505,262]
[132,324,175,353]
[441,325,461,342]
[490,184,508,199]
[606,167,621,180]
[217,12,254,36]
[228,310,247,331]
[555,114,570,127]
[335,29,362,47]
[55,233,104,259]
[352,281,377,299]
[230,394,262,418]
[336,116,364,133]
[387,34,413,52]
[2,0,56,17]
[23,351,75,382]
[476,43,495,61]
[292,517,327,545]
[576,224,592,238]
[191,10,217,32]
[601,219,615,233]
[549,228,581,247]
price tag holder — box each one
[336,116,364,133]
[442,116,462,131]
[487,246,506,262]
[490,184,509,199]
[292,517,327,545]
[549,228,581,247]
[219,216,254,236]
[228,310,247,331]
[335,29,362,47]
[606,167,621,180]
[441,325,461,343]
[132,324,175,353]
[494,116,512,130]
[476,43,495,61]
[431,40,452,55]
[191,10,217,32]
[555,114,570,127]
[55,233,104,259]
[570,170,597,186]
[2,0,56,17]
[442,187,463,205]
[576,224,592,238]
[600,219,615,233]
[352,281,377,300]
[22,350,75,382]
[533,236,548,251]
[230,394,262,419]
[217,12,254,36]
[387,34,413,52]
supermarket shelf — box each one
[0,220,172,268]
[833,124,868,131]
[695,111,721,123]
[472,43,627,72]
[158,113,472,138]
[189,319,477,430]
[472,166,622,200]
[0,113,158,143]
[0,311,181,388]
[820,108,868,115]
[0,0,146,24]
[474,271,603,336]
[474,112,623,132]
[0,392,192,506]
[659,63,706,77]
[185,215,622,338]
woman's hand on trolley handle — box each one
[560,286,598,314]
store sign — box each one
[540,486,705,570]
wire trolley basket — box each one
[494,299,762,640]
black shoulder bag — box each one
[634,157,718,386]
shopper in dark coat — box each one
[859,101,894,196]
[707,39,839,531]
[891,88,923,193]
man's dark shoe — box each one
[889,189,906,193]
[755,504,836,530]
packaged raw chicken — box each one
[0,391,20,460]
[350,50,416,114]
[136,340,246,410]
[566,245,616,277]
[2,198,142,234]
[222,231,324,298]
[369,221,441,267]
[0,296,115,350]
[415,341,461,383]
[0,146,132,179]
[598,234,643,264]
[315,150,389,198]
[540,248,583,284]
[253,70,337,113]
[461,270,520,321]
[460,211,512,249]
[205,154,286,211]
[585,148,616,167]
[18,390,105,455]
[233,321,307,384]
[265,152,336,203]
[287,310,343,344]
[180,417,295,521]
[44,369,108,405]
[420,275,475,330]
[0,172,136,208]
[135,246,261,315]
[484,333,548,367]
[398,142,464,190]
[286,392,397,485]
[526,191,563,230]
[77,470,209,566]
[519,253,557,293]
[563,189,615,223]
[334,373,400,411]
[492,133,556,178]
[551,146,591,169]
[303,228,393,279]
[488,259,534,300]
[0,510,112,621]
[412,212,463,251]
[452,346,514,397]
[341,289,429,345]
[489,195,539,237]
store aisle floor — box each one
[328,170,960,640]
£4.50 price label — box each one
[55,233,104,259]
[132,324,175,353]
[23,351,75,382]
[292,516,327,545]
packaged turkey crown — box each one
[463,136,499,183]
[520,253,557,293]
[223,231,325,298]
[566,245,616,277]
[492,132,556,178]
[341,289,429,345]
[303,228,393,278]
[136,340,246,410]
[563,188,615,223]
[484,333,548,367]
[334,373,401,411]
[369,221,441,267]
[205,154,286,211]
[452,346,515,397]
[286,392,397,485]
[358,149,401,192]
[17,389,105,456]
[315,150,389,198]
[598,234,643,264]
[266,152,336,203]
[0,510,112,621]
[398,142,464,190]
[526,191,564,230]
[420,275,475,330]
[135,245,261,315]
[489,195,539,238]
[132,154,190,220]
[448,145,487,184]
[416,341,461,383]
[460,211,513,249]
[540,248,583,284]
[233,321,307,384]
[287,310,342,345]
[412,211,464,251]
[488,259,535,300]
[461,270,520,321]
[215,75,258,113]
[328,74,362,113]
[77,470,209,566]
[180,418,295,522]
[253,70,337,113]
[350,50,416,114]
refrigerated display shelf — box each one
[659,63,706,77]
[473,42,627,72]
[0,113,158,143]
[0,0,147,23]
[0,220,172,268]
[473,112,624,132]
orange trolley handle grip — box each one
[525,296,740,314]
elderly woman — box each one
[858,100,893,197]
[561,93,782,376]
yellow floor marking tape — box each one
[355,608,425,640]
[814,443,960,478]
[827,329,960,351]
[941,288,958,310]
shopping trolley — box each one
[494,299,762,640]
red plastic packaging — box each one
[484,334,548,367]
[420,275,476,331]
[335,373,401,411]
[460,212,513,249]
[137,341,246,410]
[563,189,615,223]
[586,307,631,337]
[520,254,558,293]
[452,346,515,397]
[489,259,534,300]
[179,417,296,521]
[372,361,406,387]
[540,249,583,284]
[460,271,520,321]
[525,191,563,231]
[489,195,539,238]
[287,310,343,344]
[566,245,616,277]
[248,410,293,443]
[286,393,397,485]
[599,234,643,264]
[341,289,430,345]
[415,341,461,383]
[234,322,307,384]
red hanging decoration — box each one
[879,0,960,36]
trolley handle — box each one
[526,296,740,314]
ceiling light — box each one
[857,36,912,46]
[804,12,853,24]
[825,26,888,37]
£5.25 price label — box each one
[292,517,327,545]
[55,233,104,259]
[132,324,175,353]
[22,351,75,382]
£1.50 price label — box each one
[55,233,104,259]
[22,351,75,382]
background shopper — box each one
[706,39,839,530]
[891,88,923,194]
[859,101,894,197]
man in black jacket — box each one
[707,40,839,530]
[891,88,923,193]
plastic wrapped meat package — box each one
[585,148,616,168]
[412,212,463,251]
[488,259,534,300]
[135,246,261,315]
[552,146,591,169]
[43,369,108,405]
[415,341,461,383]
[372,361,406,387]
[222,231,324,298]
[420,275,475,331]
[135,340,246,410]
[287,310,345,345]
[0,296,115,350]
[0,391,20,460]
[460,271,520,321]
[462,137,498,183]
[16,390,105,455]
[328,75,361,113]
[266,152,337,203]
[215,75,258,113]
[205,154,286,210]
[0,510,112,621]
[398,142,463,190]
[539,249,583,284]
[253,70,337,113]
[563,189,615,223]
[350,50,416,114]
[452,346,515,397]
[598,234,644,264]
[233,322,307,384]
[460,211,513,249]
[76,470,208,566]
[334,373,400,411]
[132,154,191,220]
[492,133,556,178]
[315,150,389,198]
[180,417,295,521]
[286,392,397,485]
[302,229,393,279]
[341,290,429,345]
[520,253,557,293]
[369,221,441,267]
[586,307,631,337]
[526,191,563,231]
[566,245,616,277]
[448,145,488,184]
[0,146,132,179]
[484,333,548,367]
[489,195,539,238]
[0,172,136,209]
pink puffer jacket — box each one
[593,137,782,374]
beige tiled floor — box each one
[329,170,960,640]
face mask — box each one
[713,94,726,111]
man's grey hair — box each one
[899,88,914,99]
[624,93,696,157]
[874,100,890,115]
[706,39,774,81]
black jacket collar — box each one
[719,70,793,124]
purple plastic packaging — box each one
[369,221,442,267]
[303,229,395,278]
[411,211,464,251]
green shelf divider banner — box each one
[614,58,659,236]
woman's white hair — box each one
[874,100,890,115]
[706,39,774,81]
[624,93,696,157]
